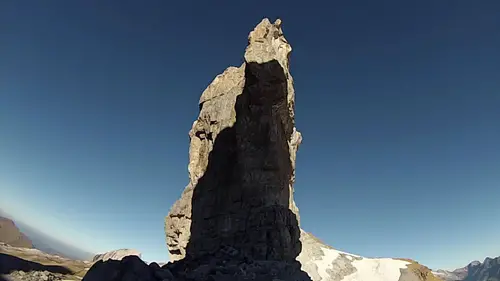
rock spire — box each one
[164,17,303,263]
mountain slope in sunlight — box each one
[14,219,95,261]
[0,210,94,261]
[298,230,442,281]
[0,216,33,248]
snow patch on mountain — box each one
[315,247,341,280]
[344,258,410,281]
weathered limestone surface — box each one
[164,18,303,263]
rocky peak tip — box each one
[245,17,291,68]
[254,18,283,28]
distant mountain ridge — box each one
[15,218,95,261]
[434,257,500,281]
[433,266,468,281]
[0,215,33,248]
[0,209,94,261]
[465,257,500,281]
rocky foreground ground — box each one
[1,240,440,281]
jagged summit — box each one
[433,256,500,281]
[245,18,292,69]
[469,260,481,266]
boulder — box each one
[83,255,160,281]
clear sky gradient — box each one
[1,0,499,270]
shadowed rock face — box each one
[165,18,302,263]
[434,257,500,281]
[464,257,500,281]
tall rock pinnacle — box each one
[164,18,303,263]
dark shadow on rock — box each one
[0,253,73,275]
[82,255,156,281]
[179,59,311,280]
[81,60,312,281]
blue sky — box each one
[1,0,499,270]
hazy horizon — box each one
[0,209,95,261]
[1,202,498,269]
[2,0,500,270]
